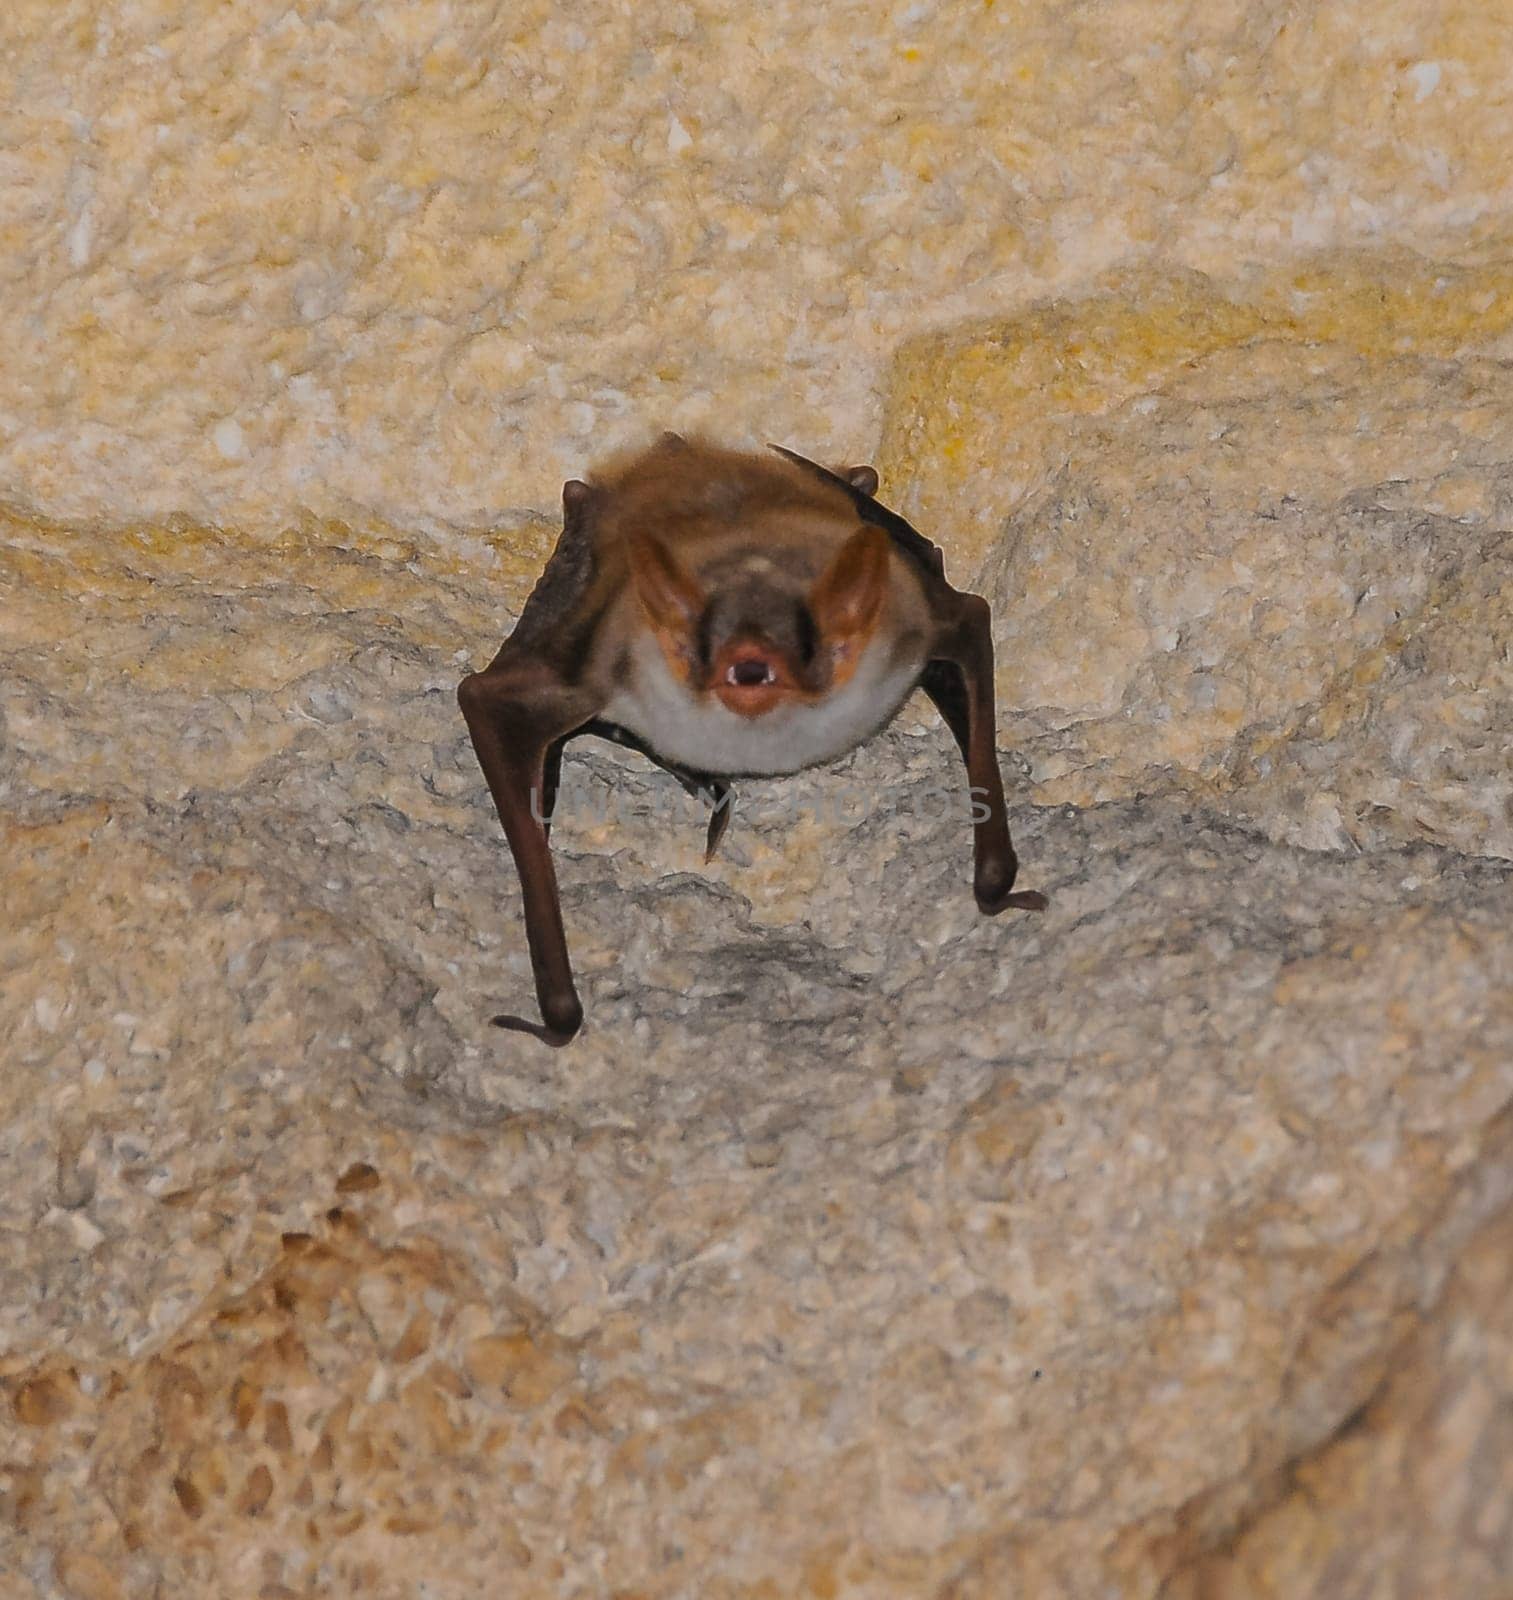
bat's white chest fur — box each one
[603,632,926,776]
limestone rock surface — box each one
[3,1,1512,531]
[3,2,1513,1598]
[3,471,1510,1594]
[1167,1202,1513,1600]
[882,260,1513,862]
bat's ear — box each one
[627,532,706,639]
[810,524,890,657]
[844,465,879,497]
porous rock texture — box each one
[2,3,1511,1598]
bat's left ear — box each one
[810,524,891,657]
[844,465,879,497]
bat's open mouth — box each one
[711,644,790,716]
[726,656,776,687]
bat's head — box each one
[628,524,892,718]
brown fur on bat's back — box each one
[511,438,908,688]
[510,435,890,685]
[586,435,864,579]
[580,437,935,694]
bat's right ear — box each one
[627,533,705,638]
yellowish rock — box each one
[883,261,1513,859]
[2,3,1511,533]
[3,3,1512,1597]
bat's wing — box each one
[917,658,971,762]
[501,483,736,860]
[497,481,608,676]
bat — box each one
[458,434,1047,1043]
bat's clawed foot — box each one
[491,991,584,1047]
[977,885,1049,916]
[974,858,1049,916]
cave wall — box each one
[2,4,1510,1597]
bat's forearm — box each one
[458,669,599,1043]
[927,596,1046,915]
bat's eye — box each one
[728,657,775,687]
